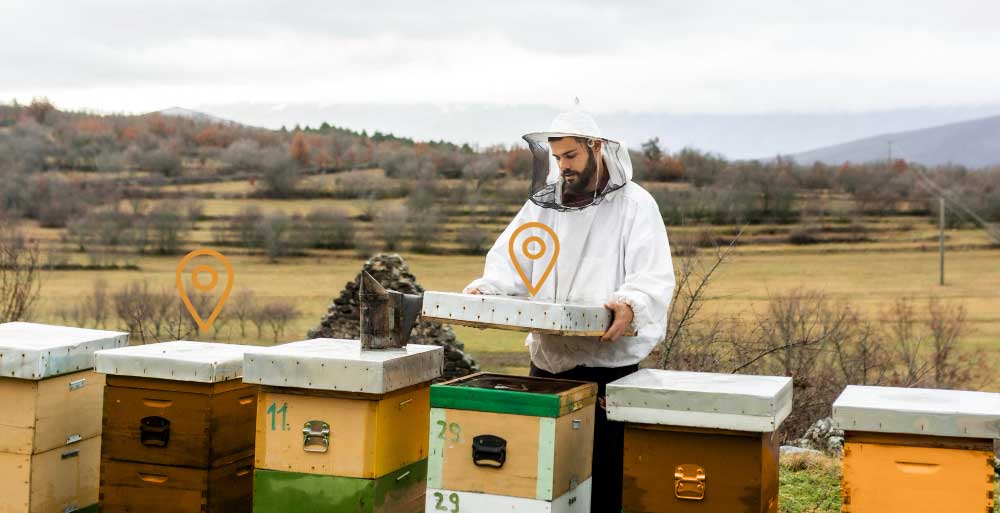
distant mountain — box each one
[200,101,1000,159]
[790,115,1000,169]
[153,106,238,125]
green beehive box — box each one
[252,459,426,513]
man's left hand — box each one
[601,301,634,342]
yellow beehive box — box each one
[0,322,128,513]
[428,373,597,502]
[834,385,999,513]
[243,338,443,478]
[0,417,102,513]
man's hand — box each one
[464,288,481,295]
[601,301,634,342]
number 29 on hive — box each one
[433,491,459,513]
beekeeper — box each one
[463,107,675,512]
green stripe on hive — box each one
[430,384,563,417]
[252,458,427,513]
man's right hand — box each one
[464,288,481,295]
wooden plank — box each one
[100,456,254,513]
[30,437,100,513]
[421,316,618,337]
[373,385,430,476]
[0,376,37,454]
[551,405,595,500]
[622,425,773,513]
[256,385,429,478]
[34,371,105,455]
[845,430,995,451]
[103,384,212,467]
[842,441,994,513]
[107,374,249,395]
[438,408,542,500]
[255,390,377,477]
[102,381,256,468]
[0,450,31,513]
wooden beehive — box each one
[833,385,999,513]
[421,291,634,337]
[0,322,128,513]
[607,369,792,513]
[95,341,260,513]
[243,338,443,513]
[427,372,596,509]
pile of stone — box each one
[791,417,845,455]
[307,253,480,381]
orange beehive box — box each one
[833,385,999,513]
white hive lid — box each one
[242,338,443,394]
[833,385,1000,439]
[0,322,129,380]
[421,291,619,336]
[96,340,258,383]
[606,368,793,432]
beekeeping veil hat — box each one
[522,103,632,211]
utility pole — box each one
[939,197,946,286]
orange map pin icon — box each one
[176,249,234,332]
[508,222,560,296]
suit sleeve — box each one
[608,196,676,338]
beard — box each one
[562,147,598,195]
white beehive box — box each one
[606,369,793,432]
[96,340,259,383]
[0,322,129,380]
[421,291,633,337]
[242,338,443,394]
[833,385,1000,439]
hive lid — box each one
[96,340,258,383]
[833,385,1000,439]
[606,369,793,432]
[421,291,633,337]
[430,372,597,417]
[0,322,130,380]
[242,338,443,394]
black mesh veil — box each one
[523,133,631,211]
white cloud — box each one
[2,0,998,114]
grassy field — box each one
[17,171,1000,380]
[30,243,1000,379]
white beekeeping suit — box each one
[464,108,676,373]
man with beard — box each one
[463,107,675,512]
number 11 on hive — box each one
[266,402,287,431]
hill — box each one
[790,115,1000,168]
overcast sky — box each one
[3,0,999,116]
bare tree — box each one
[230,290,257,338]
[0,226,41,322]
[260,300,299,342]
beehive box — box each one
[100,455,253,513]
[427,372,596,508]
[833,385,999,513]
[96,341,260,468]
[607,369,792,513]
[96,341,260,513]
[421,291,634,337]
[243,338,443,513]
[0,322,128,513]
